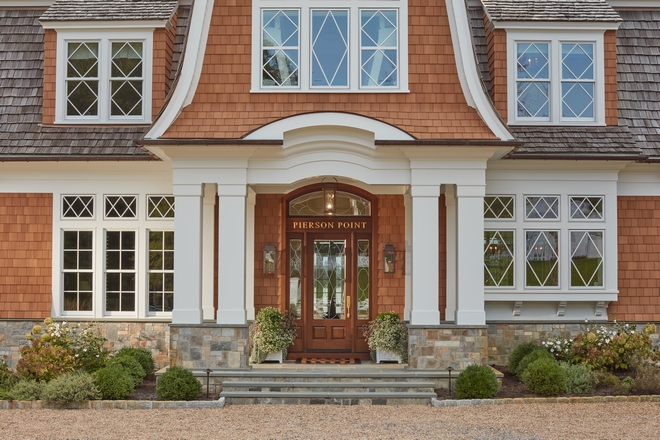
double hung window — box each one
[254,0,407,92]
[509,32,604,124]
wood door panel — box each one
[312,326,327,339]
[331,326,346,339]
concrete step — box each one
[220,391,436,405]
[221,380,436,393]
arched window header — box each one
[289,190,371,216]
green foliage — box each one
[508,342,540,374]
[115,347,155,375]
[42,372,100,405]
[0,357,18,392]
[93,366,134,400]
[69,323,110,373]
[16,340,76,382]
[8,379,45,401]
[249,307,298,364]
[521,358,567,396]
[542,336,574,362]
[559,361,595,394]
[363,312,408,363]
[594,371,619,388]
[107,355,145,388]
[632,363,660,394]
[571,322,658,371]
[156,366,201,401]
[613,376,635,395]
[515,348,554,377]
[454,365,499,399]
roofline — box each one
[504,153,647,161]
[0,155,157,162]
[41,19,172,30]
[609,0,660,9]
[376,139,522,147]
[0,0,51,7]
[135,138,283,146]
[489,21,622,30]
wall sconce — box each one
[264,244,276,274]
[323,180,337,215]
[383,244,396,274]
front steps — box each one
[212,362,444,405]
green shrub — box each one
[115,347,155,375]
[0,358,18,392]
[521,358,567,396]
[107,355,146,387]
[94,366,134,400]
[613,376,635,395]
[595,371,619,388]
[508,342,540,374]
[42,372,100,405]
[559,362,595,394]
[249,307,298,364]
[454,365,499,399]
[8,379,45,401]
[364,312,408,363]
[16,340,76,382]
[69,323,109,373]
[515,348,554,377]
[633,363,660,394]
[156,366,201,401]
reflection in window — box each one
[484,196,514,219]
[105,230,136,312]
[67,42,99,117]
[562,43,594,119]
[148,196,175,219]
[525,196,559,220]
[357,240,370,319]
[570,196,603,220]
[526,230,559,287]
[289,239,302,318]
[63,230,93,311]
[148,231,174,312]
[516,42,549,119]
[312,10,348,87]
[313,240,345,319]
[360,9,398,87]
[570,231,603,287]
[484,231,514,287]
[111,42,144,117]
[262,10,299,87]
[289,191,370,216]
[62,195,94,219]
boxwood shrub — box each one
[115,347,155,375]
[507,342,540,374]
[454,365,499,399]
[515,348,554,377]
[521,358,567,396]
[156,366,202,401]
[107,355,146,388]
[42,372,100,405]
[94,365,134,400]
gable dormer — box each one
[39,0,179,125]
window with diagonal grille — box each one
[147,196,175,219]
[360,9,398,87]
[484,231,514,287]
[110,42,143,117]
[562,43,594,120]
[525,196,559,220]
[484,196,515,219]
[66,42,99,117]
[570,196,603,220]
[516,42,549,119]
[105,196,137,219]
[262,10,300,87]
[525,230,559,287]
[62,195,94,219]
[570,230,603,287]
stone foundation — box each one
[169,324,249,369]
[408,326,488,370]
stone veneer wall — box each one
[408,326,488,370]
[169,325,249,369]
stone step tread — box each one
[207,372,450,379]
[222,381,436,388]
[220,391,437,399]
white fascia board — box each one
[40,20,168,30]
[609,0,660,8]
[0,0,52,6]
[145,0,214,139]
[490,21,621,31]
[485,293,618,302]
[445,0,514,141]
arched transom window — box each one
[289,190,371,216]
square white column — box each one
[410,185,441,326]
[172,184,203,324]
[216,184,248,325]
[245,187,256,321]
[201,184,216,321]
[456,185,486,325]
[445,185,457,322]
[404,192,412,322]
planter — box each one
[376,348,402,364]
[264,351,284,363]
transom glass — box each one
[148,196,175,219]
[105,195,137,219]
[525,196,559,220]
[62,195,94,219]
[570,196,603,220]
[289,191,371,216]
[484,196,515,219]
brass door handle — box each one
[346,296,351,319]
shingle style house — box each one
[0,0,659,370]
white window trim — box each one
[146,228,175,317]
[524,194,561,221]
[484,229,516,289]
[55,29,153,124]
[251,0,409,93]
[484,195,516,221]
[569,229,605,290]
[103,194,139,220]
[507,30,605,125]
[568,195,605,222]
[61,194,96,220]
[60,228,95,317]
[147,195,176,219]
[103,229,139,317]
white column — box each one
[404,192,412,322]
[245,187,256,321]
[216,184,248,325]
[201,184,216,321]
[445,185,457,322]
[172,184,203,324]
[455,184,486,325]
[410,185,441,325]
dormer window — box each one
[56,31,152,124]
[508,31,605,125]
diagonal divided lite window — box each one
[516,42,549,120]
[484,231,514,287]
[570,230,603,288]
[105,195,137,219]
[360,9,398,87]
[62,195,94,219]
[562,43,594,120]
[312,10,348,87]
[525,230,559,287]
[484,196,515,219]
[67,42,99,117]
[110,42,144,117]
[262,10,300,87]
[570,196,603,220]
[525,196,559,220]
[147,196,175,219]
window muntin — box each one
[570,196,603,221]
[148,231,174,313]
[525,230,559,287]
[570,230,603,288]
[484,230,514,287]
[562,43,594,120]
[105,230,136,313]
[289,238,302,318]
[516,42,549,119]
[484,196,515,220]
[356,239,370,319]
[66,42,99,117]
[289,190,371,216]
[147,196,175,219]
[525,196,559,220]
[62,195,94,219]
[110,42,144,117]
[62,230,94,312]
[254,0,406,92]
[104,195,137,219]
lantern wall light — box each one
[264,244,276,274]
[383,244,396,274]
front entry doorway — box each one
[286,185,374,358]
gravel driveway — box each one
[0,402,659,439]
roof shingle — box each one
[482,0,621,22]
[40,0,177,22]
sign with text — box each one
[287,218,371,231]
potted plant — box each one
[364,311,408,363]
[249,307,297,364]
